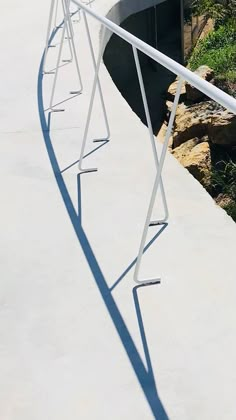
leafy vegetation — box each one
[188,19,236,92]
[192,0,236,26]
[223,201,236,221]
[211,158,236,199]
[187,7,236,221]
[210,148,236,221]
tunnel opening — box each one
[103,0,182,134]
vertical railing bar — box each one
[49,0,83,109]
[43,0,73,74]
[132,46,168,224]
[83,12,110,141]
[54,0,59,29]
[66,0,75,37]
[64,0,83,93]
[49,15,67,110]
[78,23,106,172]
[62,0,74,63]
[43,0,56,74]
[134,78,184,285]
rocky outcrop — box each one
[215,194,235,209]
[185,65,214,102]
[208,112,236,146]
[172,101,236,148]
[161,66,236,221]
[171,137,199,161]
[172,101,213,148]
[172,139,211,187]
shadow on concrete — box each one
[109,223,167,292]
[60,140,109,174]
[133,284,158,374]
[44,92,82,112]
[38,28,169,420]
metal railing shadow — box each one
[38,29,169,420]
[133,285,159,376]
[109,224,167,293]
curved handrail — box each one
[72,0,236,114]
[48,0,236,284]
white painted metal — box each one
[72,0,236,114]
[61,0,73,64]
[54,0,59,29]
[78,12,110,172]
[70,0,236,283]
[132,46,168,226]
[133,78,184,284]
[44,0,95,107]
[45,0,236,282]
[49,0,83,110]
[43,0,56,74]
[2,2,236,417]
[78,25,106,172]
[43,0,76,74]
[43,0,73,75]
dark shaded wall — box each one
[103,0,182,133]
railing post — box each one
[61,0,74,64]
[54,0,59,29]
[49,0,83,110]
[83,13,110,139]
[43,0,236,284]
[78,23,109,172]
[132,46,169,225]
[43,0,56,74]
[133,78,184,285]
[43,0,74,74]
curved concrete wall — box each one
[105,0,165,25]
[103,0,182,133]
[102,0,166,46]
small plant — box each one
[188,19,236,74]
[186,9,236,221]
[192,0,236,26]
[223,202,236,221]
[188,18,236,97]
[211,159,236,199]
[210,156,236,221]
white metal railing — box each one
[43,0,236,285]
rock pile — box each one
[163,65,236,188]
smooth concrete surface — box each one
[0,1,236,419]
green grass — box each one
[187,18,236,221]
[210,152,236,221]
[188,17,236,204]
[188,19,236,83]
[223,202,236,221]
[211,159,236,199]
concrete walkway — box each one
[0,1,236,419]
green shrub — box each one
[211,159,236,199]
[190,45,236,74]
[188,20,236,77]
[223,202,236,221]
[211,158,236,221]
[192,0,236,26]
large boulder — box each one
[172,100,236,148]
[172,140,211,187]
[172,138,200,162]
[185,65,215,102]
[172,101,215,148]
[208,112,236,146]
[167,79,186,99]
